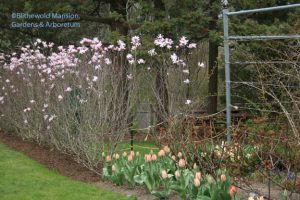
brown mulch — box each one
[0,132,100,183]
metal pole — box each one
[227,3,300,16]
[223,9,231,144]
[229,35,300,41]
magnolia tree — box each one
[0,35,205,169]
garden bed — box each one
[1,131,299,200]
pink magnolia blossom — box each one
[183,79,190,84]
[188,43,197,49]
[185,99,192,105]
[58,95,63,101]
[179,36,189,47]
[117,40,126,51]
[171,53,178,64]
[148,49,157,56]
[137,59,145,64]
[65,87,72,92]
[92,76,98,82]
[182,69,189,74]
[131,36,141,47]
[104,58,111,65]
[198,62,205,68]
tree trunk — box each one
[153,0,169,124]
[207,40,218,113]
[207,0,219,114]
[155,66,169,123]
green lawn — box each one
[0,143,136,200]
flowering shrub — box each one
[103,146,239,200]
[0,35,205,170]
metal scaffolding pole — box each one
[223,8,231,144]
[222,3,300,144]
[227,3,300,16]
[229,35,300,41]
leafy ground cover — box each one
[112,141,159,155]
[0,143,135,200]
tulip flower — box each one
[130,151,135,157]
[145,154,151,162]
[194,178,200,187]
[163,146,170,153]
[112,164,116,172]
[221,174,226,182]
[229,185,237,198]
[178,152,183,158]
[106,155,112,162]
[158,149,165,157]
[178,158,185,168]
[171,155,176,161]
[113,153,119,160]
[151,154,157,161]
[161,170,168,179]
[128,154,133,162]
[175,170,180,179]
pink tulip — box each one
[130,151,135,157]
[194,178,200,187]
[163,146,170,153]
[151,154,157,161]
[158,149,165,157]
[106,155,112,162]
[175,170,180,179]
[128,154,133,162]
[178,158,185,168]
[145,154,151,162]
[220,174,226,182]
[112,165,116,172]
[161,170,168,179]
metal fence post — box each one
[223,9,232,144]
